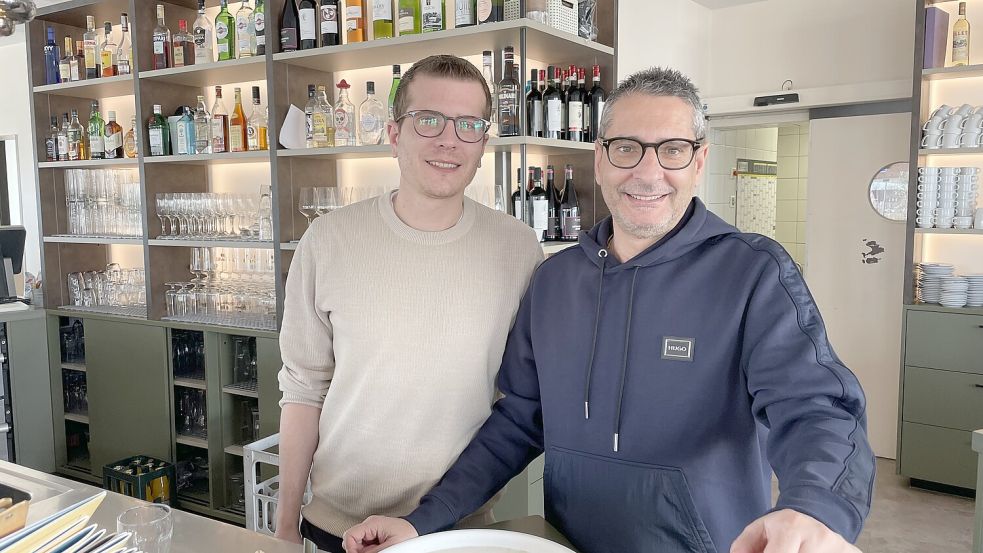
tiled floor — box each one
[772,458,974,552]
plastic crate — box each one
[243,433,313,536]
[103,455,176,505]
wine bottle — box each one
[953,2,971,66]
[320,0,340,46]
[235,0,256,58]
[398,0,420,35]
[529,166,548,241]
[372,0,394,39]
[587,64,605,142]
[543,66,563,140]
[566,67,584,142]
[560,164,581,241]
[526,68,543,138]
[346,0,367,42]
[299,0,318,49]
[545,165,560,241]
[497,58,519,137]
[456,0,476,27]
[280,0,300,52]
[476,0,503,24]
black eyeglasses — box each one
[599,137,704,170]
[395,110,491,143]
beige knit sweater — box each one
[278,192,544,537]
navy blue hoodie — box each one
[405,198,874,553]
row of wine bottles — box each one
[511,164,580,242]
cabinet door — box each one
[86,319,171,471]
[905,310,983,374]
[899,421,976,489]
[903,366,983,431]
[256,337,281,439]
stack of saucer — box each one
[940,276,969,308]
[915,262,955,303]
[965,274,983,307]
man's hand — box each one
[731,509,862,553]
[274,526,303,545]
[342,516,418,553]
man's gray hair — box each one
[598,67,706,139]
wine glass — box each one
[298,187,317,227]
[315,187,339,216]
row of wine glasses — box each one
[155,188,273,241]
[67,265,146,309]
[297,187,344,226]
[64,169,142,237]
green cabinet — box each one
[6,313,55,471]
[905,310,983,374]
[900,422,977,489]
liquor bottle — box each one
[229,87,248,152]
[497,59,519,137]
[254,0,267,55]
[193,0,215,63]
[72,41,86,81]
[57,114,70,161]
[398,0,420,35]
[456,0,476,27]
[421,0,444,32]
[587,64,605,142]
[512,167,529,221]
[45,117,58,161]
[346,0,367,42]
[545,165,560,241]
[560,164,580,241]
[953,2,971,66]
[320,0,341,46]
[216,0,236,61]
[59,37,73,83]
[280,0,300,51]
[67,109,87,161]
[318,85,336,146]
[100,22,117,76]
[117,14,132,75]
[153,5,172,69]
[526,68,543,137]
[566,67,584,142]
[173,20,195,67]
[175,107,196,155]
[529,166,548,241]
[305,84,326,148]
[358,81,386,145]
[43,27,60,84]
[211,86,230,153]
[299,0,317,48]
[148,104,171,156]
[477,0,503,24]
[104,111,124,159]
[236,0,256,57]
[83,16,99,78]
[482,50,498,136]
[194,95,212,154]
[334,79,355,146]
[372,0,394,39]
[247,86,269,150]
[543,66,563,140]
[87,101,105,159]
[388,64,401,121]
[124,116,138,158]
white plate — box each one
[383,530,578,553]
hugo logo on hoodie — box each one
[661,337,694,362]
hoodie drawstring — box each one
[583,248,608,421]
[613,267,640,452]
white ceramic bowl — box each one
[383,530,578,553]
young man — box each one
[275,55,543,553]
[344,67,873,553]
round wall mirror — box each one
[869,162,908,221]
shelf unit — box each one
[900,1,983,494]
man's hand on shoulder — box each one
[342,516,418,553]
[731,509,861,553]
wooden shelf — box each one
[278,137,593,160]
[64,413,89,424]
[915,228,983,234]
[43,236,143,245]
[280,242,299,251]
[273,19,614,74]
[174,377,207,390]
[918,147,983,156]
[33,74,135,98]
[143,151,270,165]
[138,57,267,88]
[176,434,209,449]
[62,363,86,372]
[923,63,983,81]
[149,238,274,249]
[38,158,138,169]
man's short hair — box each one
[391,55,492,121]
[598,67,706,140]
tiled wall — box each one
[701,128,779,225]
[776,125,809,268]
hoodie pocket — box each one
[545,446,716,553]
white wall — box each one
[617,0,711,89]
[707,0,914,100]
[775,125,808,268]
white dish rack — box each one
[244,433,312,536]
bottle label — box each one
[149,128,163,155]
[176,125,189,154]
[360,113,379,134]
[595,101,605,126]
[59,61,71,80]
[281,27,298,49]
[373,0,392,20]
[83,40,97,67]
[45,137,56,160]
[229,125,244,151]
[532,196,548,238]
[398,10,415,32]
[89,134,104,155]
[321,5,339,34]
[255,12,265,32]
[194,27,208,48]
[531,99,543,132]
[100,51,114,73]
[217,20,229,40]
[568,101,583,132]
[347,6,363,31]
[562,208,581,239]
[174,47,185,66]
[422,1,442,31]
[456,1,473,25]
[105,132,122,151]
[153,39,165,54]
[211,117,227,151]
[476,0,491,21]
[514,198,523,221]
[57,136,68,156]
[300,8,317,40]
[954,32,970,61]
[312,113,328,141]
[335,109,351,132]
[546,98,562,132]
[70,62,81,81]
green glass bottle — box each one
[371,0,393,39]
[148,104,172,156]
[215,0,236,60]
[397,0,420,35]
[87,100,106,159]
[388,64,401,121]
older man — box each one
[344,67,873,553]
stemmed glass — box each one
[298,188,317,227]
[315,187,340,216]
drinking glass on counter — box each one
[64,169,142,237]
[117,504,173,553]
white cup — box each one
[975,208,983,229]
[931,104,954,118]
[943,112,968,131]
[919,166,941,175]
[956,103,975,116]
[942,133,963,148]
[960,132,982,147]
[964,113,983,129]
[923,116,947,132]
[918,175,941,183]
[922,133,944,149]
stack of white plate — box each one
[916,262,955,303]
[940,276,969,308]
[965,274,983,307]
